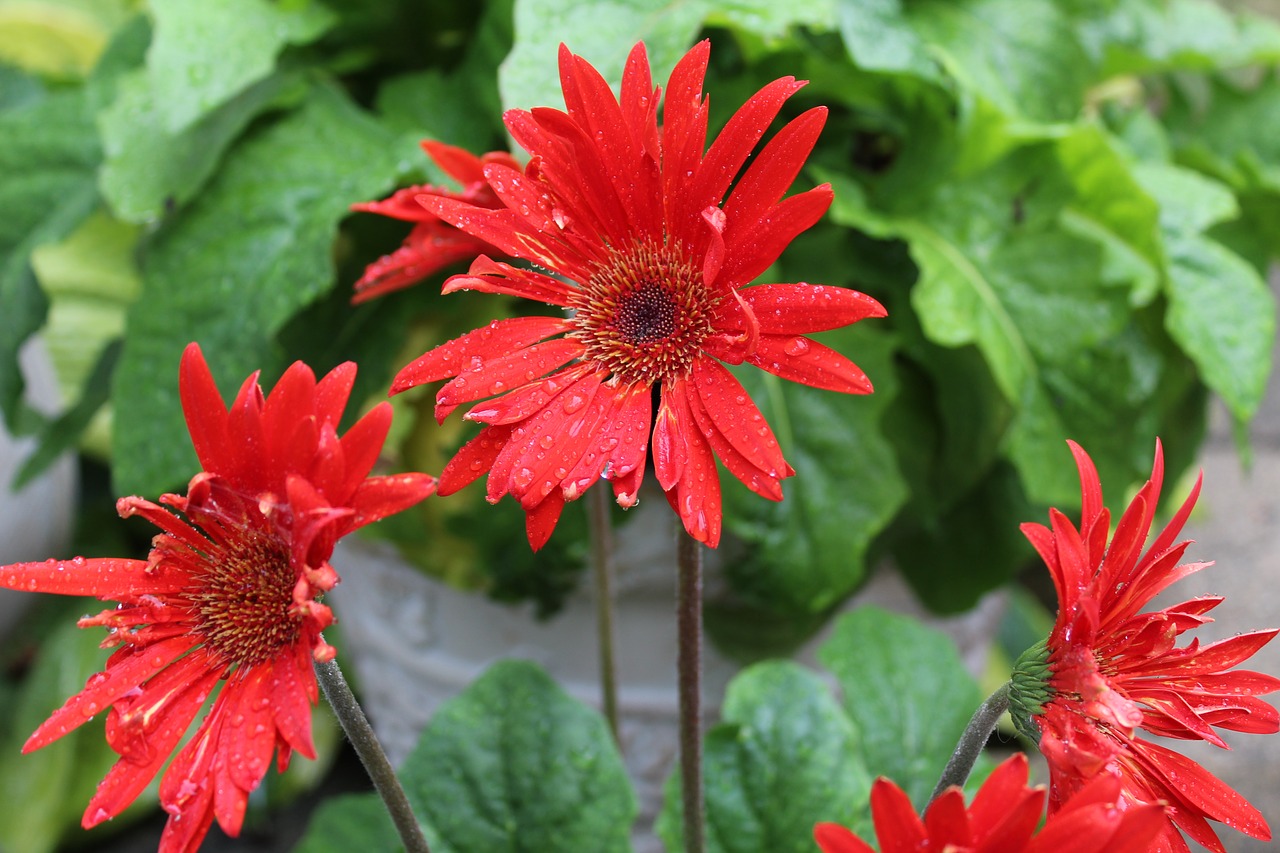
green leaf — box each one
[839,0,1094,123]
[99,67,309,223]
[500,0,833,113]
[817,607,981,807]
[837,0,941,81]
[1082,0,1280,76]
[1057,125,1163,305]
[0,601,125,853]
[1135,162,1275,422]
[145,0,334,133]
[400,660,635,853]
[721,324,907,617]
[294,793,401,853]
[1165,73,1280,194]
[111,82,400,497]
[0,0,133,80]
[0,85,99,434]
[657,661,871,853]
[892,460,1034,613]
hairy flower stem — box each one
[316,658,432,853]
[930,681,1012,803]
[676,528,705,853]
[588,485,621,746]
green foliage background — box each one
[5,0,1275,624]
[1,0,1278,844]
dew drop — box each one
[563,394,586,414]
[490,380,506,394]
[783,337,810,356]
[514,468,535,489]
[539,435,556,450]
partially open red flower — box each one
[0,343,434,853]
[814,752,1166,853]
[351,140,519,303]
[391,40,885,549]
[1012,439,1279,853]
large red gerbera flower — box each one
[813,752,1166,853]
[0,343,434,853]
[1010,439,1280,853]
[351,140,518,303]
[391,40,885,549]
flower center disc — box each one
[194,530,300,668]
[570,242,716,385]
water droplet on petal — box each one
[783,337,810,356]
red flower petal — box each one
[392,315,572,392]
[747,334,873,394]
[743,283,886,334]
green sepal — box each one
[1008,637,1053,744]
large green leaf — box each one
[721,324,906,617]
[0,85,99,434]
[1081,0,1280,77]
[111,82,400,497]
[145,0,334,133]
[294,793,400,853]
[399,660,635,853]
[837,0,1094,123]
[99,67,309,223]
[499,0,833,113]
[817,607,982,807]
[1135,162,1274,423]
[657,661,871,852]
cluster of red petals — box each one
[0,343,434,853]
[350,140,518,302]
[1024,439,1279,853]
[814,753,1166,853]
[389,40,885,549]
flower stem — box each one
[315,658,431,853]
[588,485,621,746]
[676,528,704,853]
[929,681,1012,803]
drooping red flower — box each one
[0,343,434,853]
[391,40,885,549]
[351,140,519,303]
[814,753,1166,853]
[1010,439,1280,853]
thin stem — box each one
[588,485,621,746]
[929,681,1012,803]
[315,658,432,853]
[676,528,705,853]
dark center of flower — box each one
[194,530,300,668]
[570,242,717,385]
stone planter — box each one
[330,501,1004,851]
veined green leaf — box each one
[111,82,400,497]
[657,661,871,852]
[400,660,635,853]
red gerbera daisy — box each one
[0,343,435,853]
[351,140,518,303]
[1010,439,1280,853]
[391,40,885,549]
[813,752,1166,853]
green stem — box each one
[676,528,704,853]
[588,485,621,746]
[929,681,1012,803]
[315,658,431,853]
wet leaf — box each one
[657,661,872,852]
[817,607,982,807]
[399,660,635,852]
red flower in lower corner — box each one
[390,40,885,549]
[814,753,1166,853]
[1010,440,1280,853]
[351,140,519,302]
[0,343,434,853]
